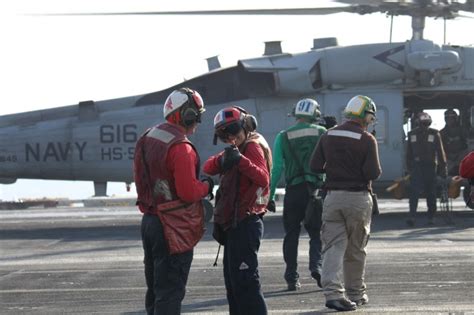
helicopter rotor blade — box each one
[36,1,474,18]
[39,7,355,17]
[336,0,404,4]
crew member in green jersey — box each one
[268,98,326,291]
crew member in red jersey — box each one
[134,87,213,315]
[203,106,271,315]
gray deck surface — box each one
[1,199,473,314]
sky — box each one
[0,0,473,200]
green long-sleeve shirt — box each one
[270,122,326,200]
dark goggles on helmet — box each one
[214,121,243,142]
[191,92,204,112]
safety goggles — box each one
[215,121,242,142]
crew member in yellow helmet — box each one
[310,95,382,312]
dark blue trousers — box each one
[283,183,322,284]
[223,215,267,315]
[409,162,437,217]
[141,214,193,315]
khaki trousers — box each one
[321,190,372,301]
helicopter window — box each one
[374,107,386,143]
[426,109,448,131]
[309,61,322,89]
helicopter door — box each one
[321,91,405,183]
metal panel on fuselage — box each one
[70,105,159,182]
[253,96,303,146]
[0,91,404,188]
[2,117,75,180]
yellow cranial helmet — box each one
[344,95,376,119]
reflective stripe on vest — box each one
[328,129,362,140]
[147,127,175,143]
[287,128,320,140]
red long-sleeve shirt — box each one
[203,142,269,199]
[167,142,209,203]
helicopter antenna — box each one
[389,14,394,43]
[443,17,447,45]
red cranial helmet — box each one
[213,106,257,144]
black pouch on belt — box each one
[212,223,226,245]
[370,192,379,216]
[303,189,323,230]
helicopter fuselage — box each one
[0,39,473,200]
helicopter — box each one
[0,0,473,210]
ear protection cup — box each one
[314,109,322,119]
[243,115,257,132]
[232,106,257,132]
[365,113,375,125]
[181,106,199,127]
[178,88,200,127]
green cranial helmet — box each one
[344,95,377,119]
[293,98,321,122]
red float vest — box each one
[214,132,272,229]
[134,122,200,213]
[460,151,474,179]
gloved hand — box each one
[201,176,215,200]
[267,200,276,213]
[220,145,242,171]
[320,115,337,129]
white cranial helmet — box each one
[163,88,204,120]
[293,98,321,122]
